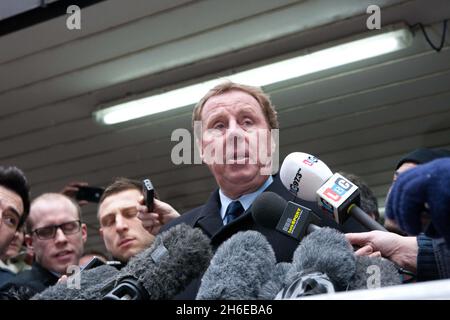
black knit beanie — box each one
[396,148,450,169]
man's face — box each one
[199,90,273,197]
[0,186,24,255]
[26,198,87,274]
[393,162,418,183]
[99,189,154,262]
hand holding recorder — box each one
[137,178,180,235]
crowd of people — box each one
[0,82,449,300]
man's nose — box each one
[54,228,68,243]
[227,119,239,133]
[115,215,129,232]
[226,120,246,140]
[12,230,20,240]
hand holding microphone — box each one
[250,189,401,299]
[345,231,419,274]
[274,227,402,299]
[385,158,450,243]
[279,152,387,232]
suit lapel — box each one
[195,190,224,238]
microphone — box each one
[277,255,403,299]
[104,223,212,300]
[252,191,321,242]
[258,262,291,300]
[348,255,402,290]
[196,230,277,300]
[0,285,38,300]
[273,228,401,299]
[289,227,356,290]
[279,152,386,231]
[32,264,119,300]
[275,227,356,299]
[279,152,333,202]
[275,272,336,298]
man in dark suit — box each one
[139,82,300,251]
[136,82,317,298]
[138,82,365,298]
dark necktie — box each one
[224,200,244,225]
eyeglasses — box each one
[0,209,21,231]
[32,220,81,240]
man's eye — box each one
[213,122,225,130]
[36,227,54,238]
[2,211,19,228]
[125,209,138,218]
[4,216,18,227]
[243,119,253,126]
[102,217,115,227]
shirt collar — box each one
[219,175,273,223]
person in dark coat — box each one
[138,82,366,299]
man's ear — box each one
[270,130,278,157]
[193,120,205,163]
[81,223,88,244]
[259,128,278,175]
[196,138,205,162]
[194,135,205,162]
[24,234,33,252]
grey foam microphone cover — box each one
[113,223,213,300]
[288,227,356,291]
[258,262,291,300]
[348,255,402,290]
[32,264,119,300]
[197,230,277,300]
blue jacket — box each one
[0,267,15,288]
[417,234,450,281]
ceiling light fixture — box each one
[94,24,413,125]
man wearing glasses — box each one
[0,193,87,298]
[0,166,30,287]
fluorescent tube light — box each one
[94,25,413,125]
